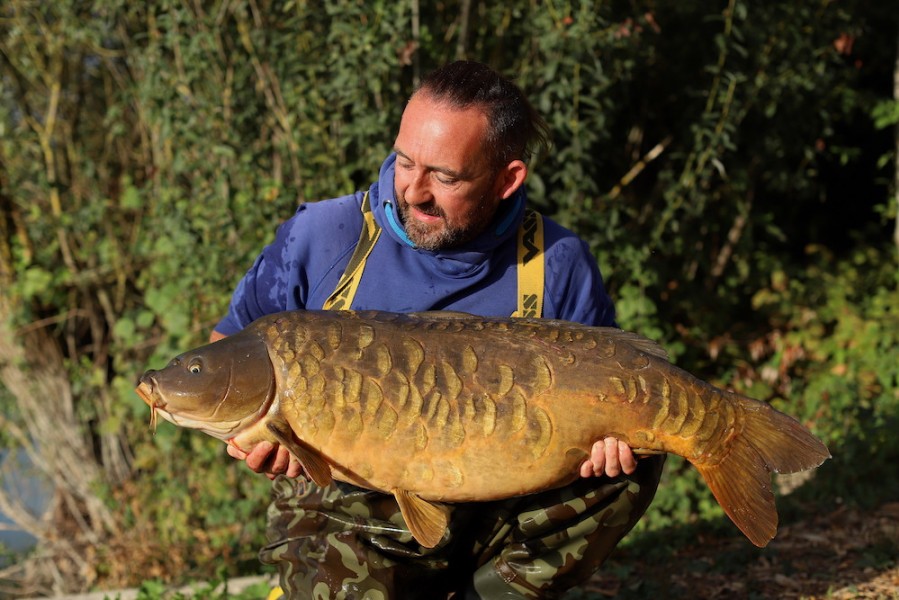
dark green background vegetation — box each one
[1,0,897,595]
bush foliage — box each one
[1,0,896,593]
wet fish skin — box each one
[136,310,830,549]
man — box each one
[212,61,665,599]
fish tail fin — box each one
[694,394,830,547]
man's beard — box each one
[397,195,495,251]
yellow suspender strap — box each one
[513,209,545,318]
[324,197,544,316]
[323,191,381,310]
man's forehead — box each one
[394,96,489,173]
[399,94,488,137]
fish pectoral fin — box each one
[266,422,333,488]
[393,489,448,549]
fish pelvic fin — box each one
[393,489,449,549]
[696,395,830,548]
[266,422,333,488]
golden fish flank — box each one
[136,309,830,550]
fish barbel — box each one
[135,310,830,548]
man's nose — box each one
[404,171,432,203]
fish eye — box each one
[187,359,203,374]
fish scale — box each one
[136,309,830,549]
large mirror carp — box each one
[135,310,830,548]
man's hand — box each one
[227,441,304,480]
[579,437,637,478]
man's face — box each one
[392,93,506,250]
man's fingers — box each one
[269,446,291,474]
[226,443,248,461]
[229,440,303,480]
[603,437,622,477]
[618,440,637,475]
[585,440,605,477]
[286,456,304,479]
[579,459,594,478]
[245,441,275,472]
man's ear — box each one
[495,160,528,200]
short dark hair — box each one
[415,61,550,169]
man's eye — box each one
[436,175,458,185]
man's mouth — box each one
[400,198,444,225]
[411,205,443,223]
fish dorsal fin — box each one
[507,317,671,362]
[267,422,333,488]
[600,328,669,361]
[393,488,448,548]
[406,310,476,320]
[401,312,670,361]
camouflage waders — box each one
[259,454,665,599]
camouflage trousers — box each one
[259,455,664,599]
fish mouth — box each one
[135,378,155,406]
[135,376,164,433]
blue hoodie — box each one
[214,154,615,335]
